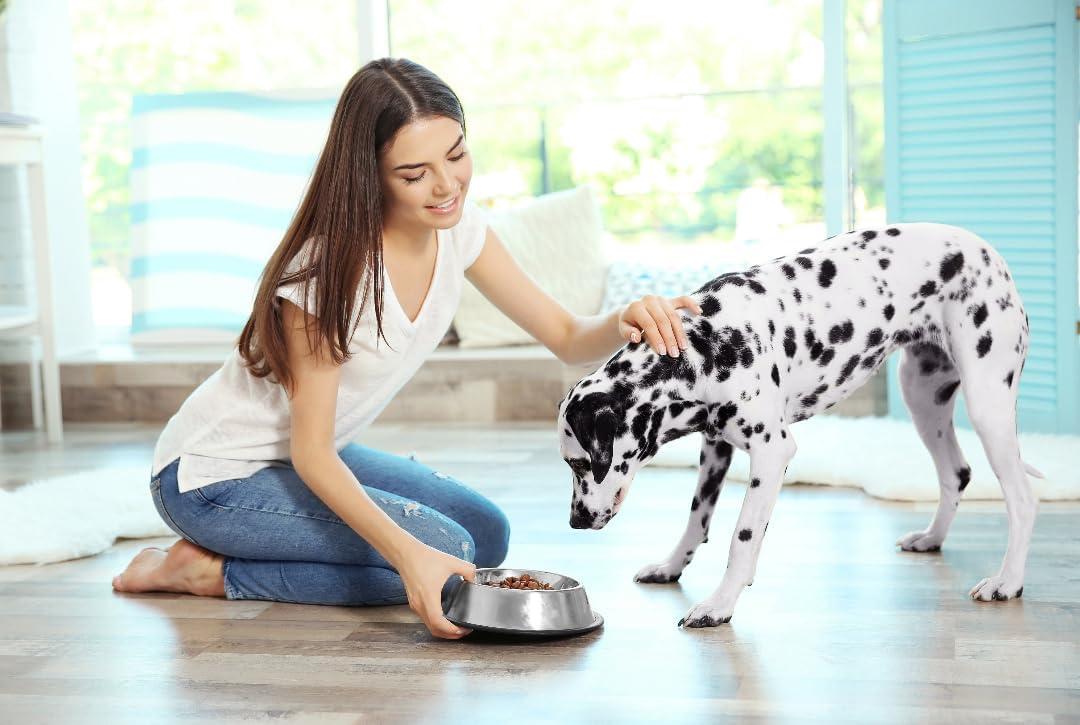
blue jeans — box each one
[150,443,511,605]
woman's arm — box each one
[281,300,474,639]
[465,226,702,366]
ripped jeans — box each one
[150,443,511,605]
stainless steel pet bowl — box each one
[442,568,603,636]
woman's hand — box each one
[395,539,477,640]
[618,295,703,357]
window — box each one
[390,0,884,254]
[71,0,885,339]
[71,0,358,340]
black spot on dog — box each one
[828,320,854,345]
[768,319,775,337]
[818,260,837,288]
[753,422,764,434]
[771,364,780,386]
[636,406,668,461]
[631,405,653,442]
[886,227,900,236]
[604,358,633,379]
[878,258,891,270]
[640,349,698,388]
[698,446,733,505]
[739,346,754,367]
[866,328,884,347]
[794,256,813,269]
[919,280,938,297]
[781,263,796,280]
[738,528,752,542]
[934,380,961,405]
[957,466,971,492]
[883,304,895,320]
[686,408,708,433]
[1004,370,1014,387]
[747,279,767,295]
[699,295,721,317]
[976,332,993,358]
[792,288,802,304]
[711,402,738,433]
[862,230,877,241]
[972,302,988,328]
[783,327,797,358]
[715,331,741,368]
[818,348,835,367]
[835,355,860,386]
[981,248,991,266]
[939,252,964,282]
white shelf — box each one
[0,305,37,331]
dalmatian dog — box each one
[557,223,1043,628]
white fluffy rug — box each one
[1,416,1077,566]
[651,415,1079,501]
[0,466,171,566]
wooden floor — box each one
[2,422,1079,724]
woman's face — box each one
[379,115,473,231]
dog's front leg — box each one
[680,434,796,628]
[635,436,733,584]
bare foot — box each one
[112,539,226,597]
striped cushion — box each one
[129,91,336,343]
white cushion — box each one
[453,186,608,348]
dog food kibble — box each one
[482,574,553,590]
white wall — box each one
[0,0,94,359]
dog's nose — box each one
[569,510,595,529]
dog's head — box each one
[557,346,706,530]
[557,381,634,530]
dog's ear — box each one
[589,409,617,483]
[566,392,621,483]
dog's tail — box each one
[1023,461,1045,479]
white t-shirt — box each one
[151,201,490,493]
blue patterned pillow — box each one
[600,260,736,313]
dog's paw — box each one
[896,530,944,552]
[677,601,734,628]
[969,576,1024,602]
[633,562,682,584]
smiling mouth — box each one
[426,195,458,212]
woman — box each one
[112,58,701,640]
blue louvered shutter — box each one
[883,0,1079,434]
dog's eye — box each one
[566,458,590,476]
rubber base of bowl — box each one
[446,610,604,637]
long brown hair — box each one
[238,58,466,394]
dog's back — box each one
[690,222,1027,422]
